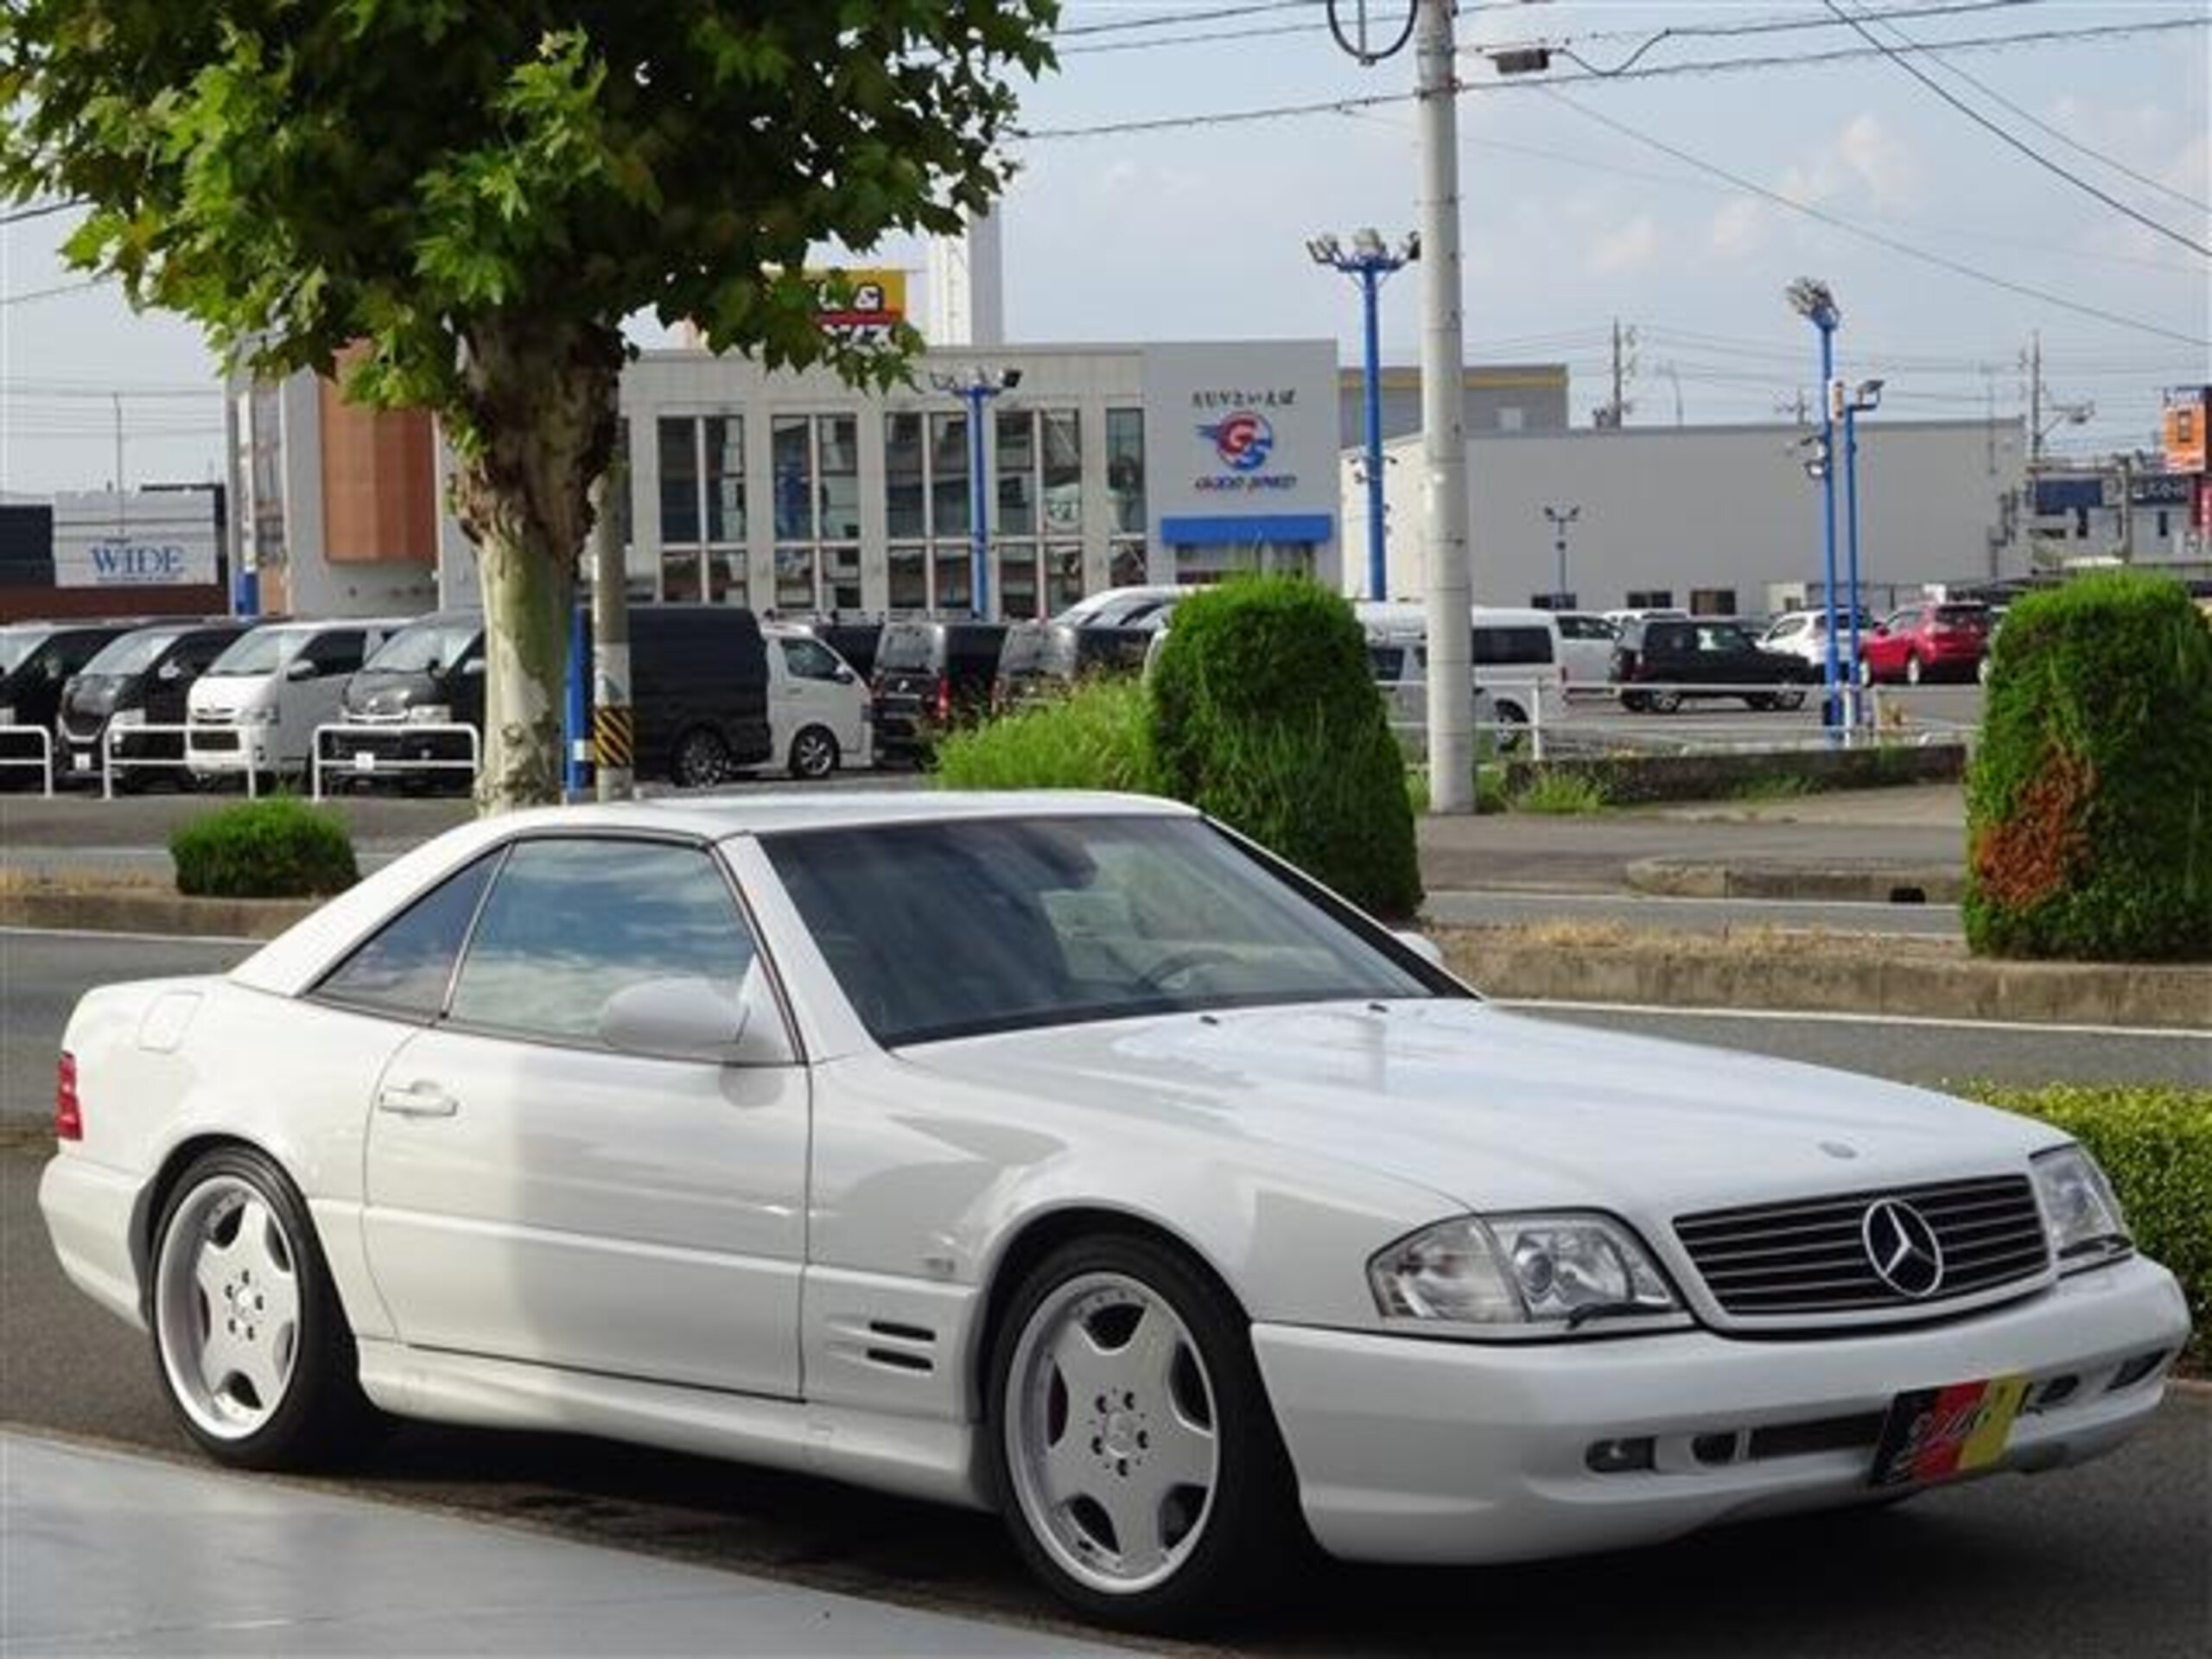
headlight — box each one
[0,706,15,726]
[2032,1145,2130,1272]
[1369,1213,1681,1332]
[404,703,454,725]
[239,705,281,726]
[108,708,144,728]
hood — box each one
[344,670,435,716]
[896,1000,2060,1218]
[62,674,126,717]
[188,676,270,720]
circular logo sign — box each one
[1860,1198,1944,1299]
[1201,410,1274,474]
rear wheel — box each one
[1648,687,1683,714]
[1904,652,1924,687]
[788,724,839,780]
[671,725,734,789]
[1492,701,1529,753]
[149,1146,378,1470]
[988,1236,1300,1633]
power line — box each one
[0,197,85,227]
[1818,0,2207,257]
[0,277,112,307]
[1540,87,2208,347]
[1511,0,2042,73]
[1059,16,1325,55]
[1055,1,1317,40]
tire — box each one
[1774,688,1807,711]
[1904,652,1923,687]
[987,1235,1302,1634]
[671,725,734,789]
[1492,701,1529,754]
[1620,690,1649,714]
[1745,694,1776,713]
[149,1145,378,1471]
[1649,688,1683,715]
[787,724,839,780]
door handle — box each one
[375,1081,458,1118]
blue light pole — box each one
[1788,277,1843,729]
[1309,228,1420,601]
[930,365,1022,618]
[1841,378,1885,723]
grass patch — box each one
[1962,1084,2210,1363]
[1510,769,1610,815]
[1729,773,1819,804]
[931,678,1158,793]
[169,798,358,899]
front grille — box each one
[194,709,238,726]
[189,728,241,751]
[1676,1174,2048,1319]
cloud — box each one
[1590,213,1660,276]
[1777,113,1916,211]
[1709,198,1764,259]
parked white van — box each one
[761,622,873,778]
[1357,601,1567,743]
[185,618,404,785]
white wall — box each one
[1349,418,2028,614]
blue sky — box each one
[3,0,2206,495]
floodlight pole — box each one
[1309,229,1419,601]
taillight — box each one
[55,1052,81,1141]
[934,674,953,721]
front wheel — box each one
[788,724,839,780]
[988,1236,1300,1633]
[149,1146,378,1469]
[671,725,734,789]
[1904,652,1924,687]
[1648,687,1684,714]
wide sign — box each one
[52,490,220,588]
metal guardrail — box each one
[0,723,54,797]
[310,721,480,801]
[100,723,200,800]
[1381,677,1556,761]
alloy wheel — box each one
[153,1174,302,1440]
[790,727,838,779]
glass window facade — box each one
[658,414,746,602]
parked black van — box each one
[992,621,1152,714]
[870,620,1009,765]
[55,618,254,788]
[791,618,885,683]
[1,621,143,786]
[335,604,771,789]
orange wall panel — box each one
[318,373,437,567]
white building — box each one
[435,340,1344,617]
[1344,417,2029,616]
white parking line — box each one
[0,925,260,947]
[1500,997,2212,1040]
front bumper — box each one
[1253,1255,2189,1565]
[185,727,270,774]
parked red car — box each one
[1857,601,1992,685]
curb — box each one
[0,891,319,940]
[1625,857,1965,905]
[1440,931,2211,1032]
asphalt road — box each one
[4,1144,2206,1657]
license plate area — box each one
[1869,1375,2029,1489]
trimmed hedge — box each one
[1967,1084,2210,1361]
[933,677,1157,792]
[171,798,359,899]
[1964,572,2212,960]
[1150,577,1422,919]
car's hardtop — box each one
[229,791,1200,999]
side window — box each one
[304,630,366,674]
[173,636,230,675]
[780,638,843,681]
[315,852,501,1018]
[447,839,758,1045]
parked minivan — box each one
[0,620,142,769]
[56,618,252,787]
[186,618,403,785]
[760,622,871,779]
[993,620,1153,714]
[1356,601,1568,739]
[333,610,487,789]
[869,620,1009,765]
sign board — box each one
[2163,385,2209,475]
[1140,341,1339,545]
[2129,472,2194,506]
[52,490,220,588]
[809,268,906,346]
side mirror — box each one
[1393,930,1446,969]
[155,659,182,683]
[461,658,486,677]
[595,975,788,1065]
[834,664,855,684]
[285,657,318,681]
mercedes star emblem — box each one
[1861,1198,1945,1299]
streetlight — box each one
[1309,227,1420,601]
[928,365,1023,618]
[1787,276,1844,730]
[1541,504,1580,606]
[1840,377,1884,721]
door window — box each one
[779,637,845,681]
[302,630,367,675]
[447,839,760,1045]
[315,851,502,1018]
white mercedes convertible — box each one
[40,793,2190,1630]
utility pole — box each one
[930,365,1020,618]
[2029,329,2043,471]
[111,392,125,536]
[590,454,634,801]
[1415,0,1473,811]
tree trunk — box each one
[448,316,624,812]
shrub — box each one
[1963,572,2212,960]
[1150,576,1421,918]
[932,677,1157,793]
[1511,769,1609,815]
[170,798,359,899]
[1965,1084,2211,1361]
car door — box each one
[777,635,865,765]
[281,628,368,767]
[360,833,809,1397]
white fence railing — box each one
[1381,677,1555,762]
[100,723,198,799]
[0,723,54,796]
[310,721,480,801]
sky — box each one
[2,0,2207,497]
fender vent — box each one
[868,1319,934,1344]
[864,1347,933,1374]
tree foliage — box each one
[2,1,1058,805]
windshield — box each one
[0,628,50,677]
[78,628,185,678]
[364,620,479,675]
[205,628,305,677]
[763,815,1457,1047]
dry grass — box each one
[1428,920,1967,960]
[0,867,165,897]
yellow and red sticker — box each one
[1869,1375,2031,1489]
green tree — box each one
[2,2,1057,808]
